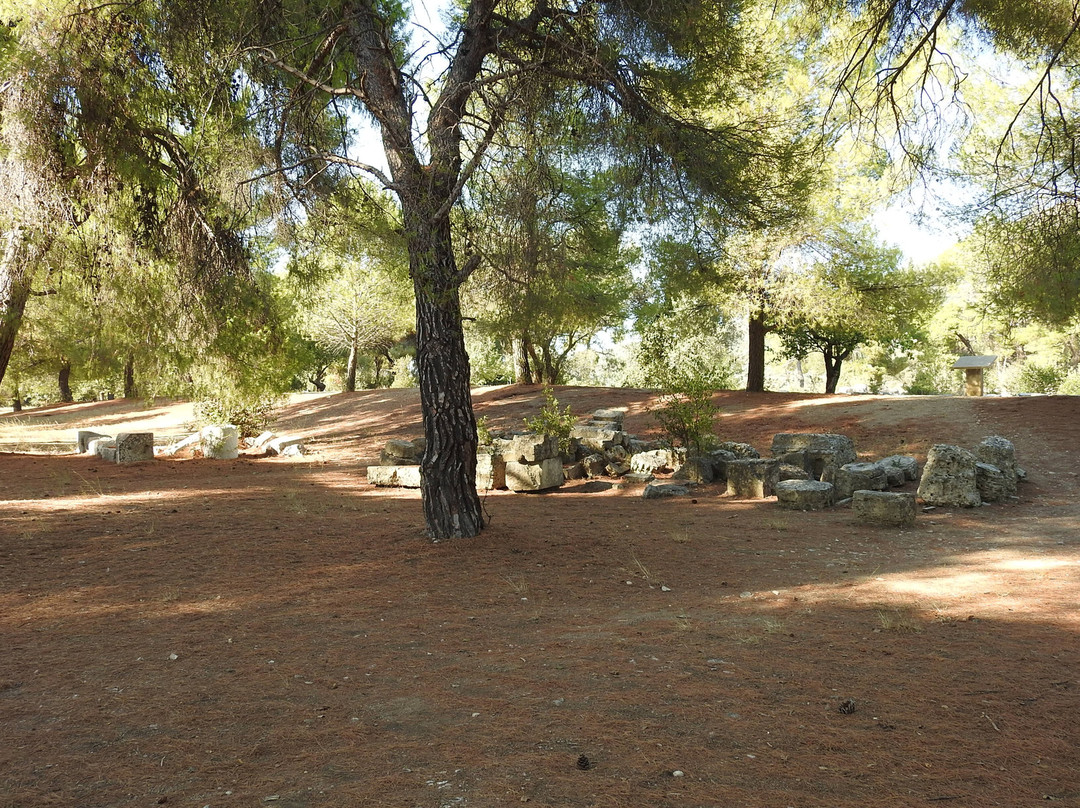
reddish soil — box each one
[1,386,1079,807]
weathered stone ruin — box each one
[775,479,834,511]
[916,444,983,507]
[852,490,917,527]
[916,436,1022,507]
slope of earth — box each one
[1,387,1078,808]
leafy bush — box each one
[194,394,282,438]
[523,388,576,455]
[648,371,719,454]
[1058,370,1080,395]
[1013,362,1065,394]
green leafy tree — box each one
[774,226,946,393]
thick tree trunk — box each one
[746,310,768,393]
[123,354,137,398]
[0,243,32,389]
[58,361,73,402]
[513,335,532,384]
[823,350,846,394]
[345,339,358,392]
[407,214,483,540]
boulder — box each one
[879,454,919,482]
[605,460,632,477]
[642,482,691,500]
[852,491,917,527]
[476,451,507,490]
[976,462,1008,503]
[725,458,779,499]
[623,472,655,484]
[832,462,887,500]
[917,444,981,507]
[76,430,109,454]
[583,453,607,478]
[367,465,422,488]
[771,433,857,479]
[775,479,834,511]
[976,436,1018,498]
[563,461,586,481]
[115,432,154,464]
[630,449,674,475]
[506,457,564,491]
[201,425,239,460]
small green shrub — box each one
[523,388,576,455]
[648,371,718,454]
[1058,370,1080,395]
[194,394,282,438]
[1014,362,1065,394]
[476,415,494,446]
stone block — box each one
[716,441,760,459]
[630,449,674,475]
[367,465,423,488]
[89,437,116,461]
[571,425,629,453]
[833,462,888,500]
[583,453,607,478]
[673,455,715,484]
[592,407,625,423]
[505,457,564,491]
[778,463,810,481]
[705,448,737,481]
[918,444,980,507]
[642,482,691,500]
[976,436,1018,498]
[381,438,422,465]
[771,433,857,479]
[853,490,917,527]
[500,433,560,463]
[563,462,586,481]
[775,479,834,510]
[725,458,779,499]
[879,455,919,482]
[605,460,631,477]
[267,436,304,456]
[201,425,239,460]
[251,431,277,449]
[623,472,655,484]
[976,462,1008,503]
[115,432,154,464]
[476,451,507,490]
[77,430,109,454]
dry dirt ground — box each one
[1,387,1079,808]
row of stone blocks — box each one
[78,430,155,463]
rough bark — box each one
[746,310,768,393]
[0,234,33,389]
[58,361,73,402]
[123,354,137,399]
[407,212,484,540]
[345,339,358,392]
[823,348,851,394]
